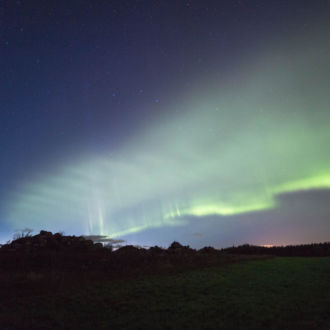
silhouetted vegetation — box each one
[222,242,330,257]
[1,231,329,283]
[0,232,261,281]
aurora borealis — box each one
[1,1,330,247]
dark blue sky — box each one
[1,0,330,246]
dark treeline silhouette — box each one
[1,230,330,300]
[1,230,329,285]
[222,242,330,257]
[0,231,260,282]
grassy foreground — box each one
[1,257,330,329]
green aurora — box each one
[4,29,330,244]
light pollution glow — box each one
[4,31,330,243]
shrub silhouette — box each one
[13,228,33,240]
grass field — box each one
[1,257,330,329]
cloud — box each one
[82,235,125,244]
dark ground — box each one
[1,232,330,329]
[1,257,330,329]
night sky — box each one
[1,0,330,248]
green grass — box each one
[1,257,330,329]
